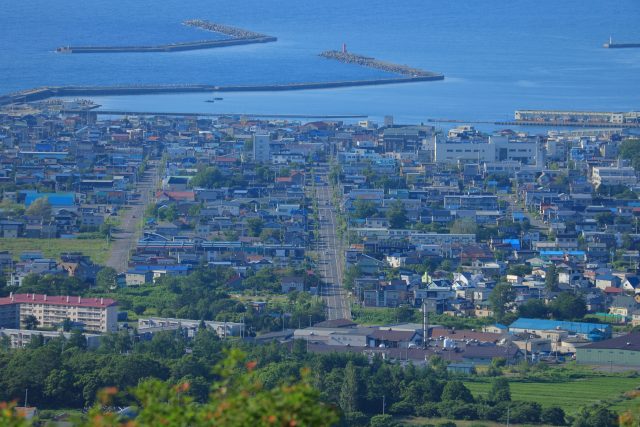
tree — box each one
[450,218,478,234]
[541,406,566,426]
[246,218,264,237]
[190,166,224,189]
[441,380,474,403]
[386,200,407,229]
[545,263,559,291]
[572,404,618,427]
[24,314,39,330]
[96,267,117,290]
[352,199,379,219]
[25,197,52,220]
[549,292,587,320]
[488,283,516,324]
[489,377,511,403]
[518,299,549,318]
[339,361,360,413]
[370,414,397,427]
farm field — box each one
[0,238,111,265]
[464,375,640,414]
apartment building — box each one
[0,293,118,333]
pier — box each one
[56,20,277,54]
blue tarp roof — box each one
[25,192,75,207]
[509,318,611,334]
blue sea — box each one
[1,0,639,123]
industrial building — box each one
[576,333,640,367]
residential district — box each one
[1,100,640,425]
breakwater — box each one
[56,20,277,54]
[603,42,640,48]
[0,75,444,107]
[56,37,276,54]
[319,50,441,78]
[183,19,269,39]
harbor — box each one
[56,19,277,54]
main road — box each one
[105,160,159,272]
[312,168,351,320]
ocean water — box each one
[1,0,639,123]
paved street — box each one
[105,160,159,272]
[313,169,351,320]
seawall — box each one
[56,37,276,54]
[603,42,640,49]
[0,75,444,107]
[57,19,277,54]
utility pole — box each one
[382,395,386,415]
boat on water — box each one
[205,99,215,103]
[214,97,223,100]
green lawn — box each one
[465,376,640,414]
[0,238,111,264]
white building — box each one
[0,293,118,333]
[591,166,637,188]
[253,133,271,163]
[435,133,542,168]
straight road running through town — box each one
[313,168,351,320]
[105,160,159,272]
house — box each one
[281,276,305,293]
[368,329,421,348]
[125,269,154,286]
[576,332,640,367]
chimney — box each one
[78,296,81,303]
[66,296,69,303]
[100,298,104,304]
[32,294,35,300]
[44,294,47,301]
[9,292,12,298]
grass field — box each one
[465,375,640,414]
[0,238,111,264]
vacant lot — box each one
[0,238,111,264]
[465,375,640,414]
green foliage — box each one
[25,197,51,220]
[518,298,549,318]
[541,406,566,426]
[546,263,559,291]
[352,199,379,219]
[488,283,515,324]
[18,273,87,296]
[246,217,264,237]
[386,200,408,229]
[571,404,618,427]
[450,218,478,235]
[549,292,587,320]
[96,267,118,290]
[489,377,511,403]
[441,381,474,403]
[619,138,640,171]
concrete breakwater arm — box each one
[319,50,441,78]
[0,75,444,107]
[56,20,277,54]
[182,19,273,40]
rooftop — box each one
[0,293,117,308]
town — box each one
[1,99,640,425]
